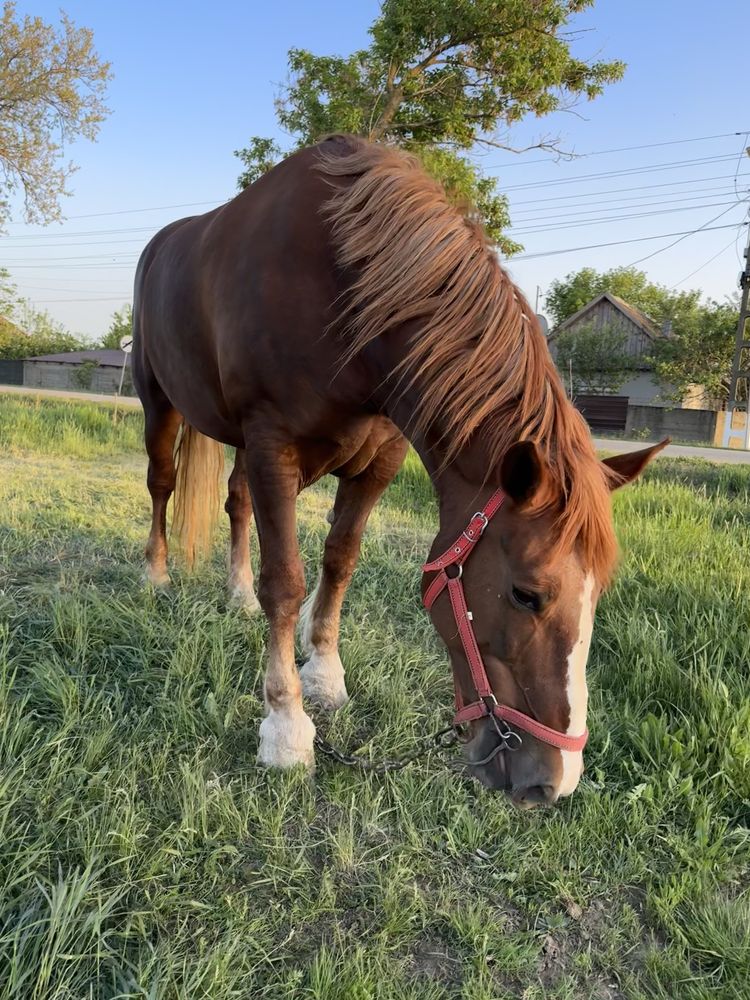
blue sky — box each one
[3,1,748,338]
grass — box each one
[0,395,748,1000]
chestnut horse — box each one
[132,136,664,807]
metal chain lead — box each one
[313,725,460,775]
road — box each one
[593,436,749,465]
[1,385,748,465]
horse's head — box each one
[423,439,667,808]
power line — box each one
[8,195,747,262]
[485,130,750,169]
[511,199,740,236]
[669,232,743,288]
[27,295,132,304]
[732,133,750,201]
[4,199,225,226]
[509,171,750,206]
[511,182,750,219]
[4,193,746,258]
[1,225,162,242]
[624,203,745,267]
[4,174,749,250]
[512,198,744,233]
[509,221,747,262]
[4,173,747,243]
[503,154,739,191]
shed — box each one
[23,349,133,395]
[547,292,680,406]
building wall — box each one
[561,301,653,360]
[616,371,675,406]
[23,361,133,395]
[625,404,717,443]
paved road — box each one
[593,437,749,466]
[2,385,748,465]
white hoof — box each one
[228,583,261,614]
[300,650,350,711]
[257,707,316,769]
[144,566,170,588]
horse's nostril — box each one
[512,783,557,807]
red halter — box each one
[422,490,589,755]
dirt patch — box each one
[408,935,463,988]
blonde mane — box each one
[317,136,618,584]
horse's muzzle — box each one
[465,718,561,808]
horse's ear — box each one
[499,440,547,505]
[601,438,670,490]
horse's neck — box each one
[360,327,503,522]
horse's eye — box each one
[511,586,542,612]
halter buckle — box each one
[469,511,489,537]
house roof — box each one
[551,291,662,340]
[0,314,28,338]
[26,349,130,366]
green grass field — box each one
[0,395,748,1000]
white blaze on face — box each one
[557,571,595,797]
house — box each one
[547,291,686,407]
[23,349,133,395]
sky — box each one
[2,0,748,340]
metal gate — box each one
[573,394,629,434]
[0,359,24,386]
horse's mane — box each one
[316,135,618,585]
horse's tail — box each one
[171,423,225,568]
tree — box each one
[545,266,700,331]
[0,2,111,225]
[235,0,623,251]
[0,268,85,357]
[0,266,17,318]
[100,304,133,349]
[650,300,739,403]
[554,322,636,396]
[0,317,83,359]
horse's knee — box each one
[224,490,251,520]
[258,562,306,620]
[323,539,358,587]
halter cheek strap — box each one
[422,489,589,755]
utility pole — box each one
[722,217,750,448]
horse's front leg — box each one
[300,438,408,710]
[247,445,315,769]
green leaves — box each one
[0,2,111,226]
[554,321,636,395]
[235,1,624,248]
[99,304,132,350]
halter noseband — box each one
[422,489,589,755]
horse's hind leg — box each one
[143,394,182,587]
[225,448,260,613]
[299,436,408,710]
[246,440,315,768]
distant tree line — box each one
[0,268,132,359]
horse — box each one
[132,135,666,808]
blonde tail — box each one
[171,424,225,568]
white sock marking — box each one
[257,705,316,769]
